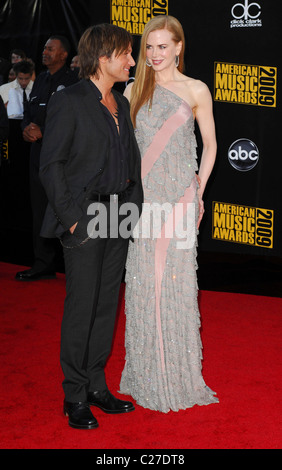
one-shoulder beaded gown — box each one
[119,85,218,412]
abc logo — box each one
[228,138,259,171]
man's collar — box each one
[87,79,103,101]
[46,64,68,78]
[15,79,33,90]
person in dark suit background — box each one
[39,24,143,430]
[0,96,8,145]
[15,35,78,281]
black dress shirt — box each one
[87,80,130,194]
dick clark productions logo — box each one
[230,0,262,27]
[231,1,261,19]
[228,139,259,171]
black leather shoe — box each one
[87,390,135,414]
[15,268,56,281]
[63,400,98,429]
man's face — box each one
[70,55,80,70]
[8,68,16,82]
[17,72,32,89]
[42,39,67,69]
[103,44,135,83]
[11,53,22,64]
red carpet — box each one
[0,261,281,449]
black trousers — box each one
[61,227,129,403]
[29,144,57,271]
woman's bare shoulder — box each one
[183,77,212,106]
[123,81,135,101]
[184,76,209,93]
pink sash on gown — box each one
[141,100,197,373]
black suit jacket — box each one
[39,79,143,241]
[23,65,79,169]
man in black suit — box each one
[39,24,143,430]
[15,36,78,281]
[0,96,8,145]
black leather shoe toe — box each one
[63,400,98,429]
[15,268,56,281]
[87,390,134,414]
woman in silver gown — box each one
[119,15,219,413]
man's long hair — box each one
[78,23,133,80]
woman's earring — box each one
[175,55,179,68]
[146,58,152,67]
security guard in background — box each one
[16,35,78,281]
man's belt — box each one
[87,190,127,203]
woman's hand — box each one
[196,174,204,229]
[197,196,204,229]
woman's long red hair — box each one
[130,15,185,127]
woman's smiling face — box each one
[146,28,182,71]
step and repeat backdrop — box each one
[0,0,281,259]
